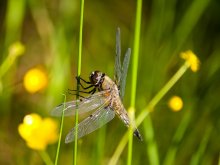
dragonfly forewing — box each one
[115,27,122,85]
[51,90,110,116]
[114,27,131,100]
[65,106,115,143]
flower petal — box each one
[18,113,58,150]
[180,50,200,72]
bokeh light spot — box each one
[168,96,183,112]
[23,68,48,93]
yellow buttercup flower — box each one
[23,68,48,93]
[168,96,183,112]
[180,50,200,72]
[18,113,58,150]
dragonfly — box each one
[51,28,142,143]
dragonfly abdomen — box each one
[111,96,130,127]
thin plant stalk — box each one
[5,0,25,46]
[163,110,191,165]
[2,0,25,112]
[108,132,130,165]
[54,94,66,165]
[218,153,220,165]
[74,0,84,164]
[190,125,212,165]
[174,0,210,52]
[39,150,54,165]
[127,0,142,164]
[130,0,142,107]
[143,116,160,165]
[93,126,106,165]
[109,61,190,165]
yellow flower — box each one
[0,42,25,78]
[18,113,58,150]
[23,68,48,93]
[168,96,183,112]
[9,42,25,57]
[180,50,200,72]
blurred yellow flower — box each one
[18,113,58,150]
[168,96,183,112]
[23,68,48,93]
[0,42,25,78]
[9,42,25,57]
[180,50,200,72]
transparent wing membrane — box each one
[51,90,110,116]
[120,48,131,99]
[115,27,122,85]
[65,106,115,143]
[114,27,131,99]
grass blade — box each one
[54,94,66,165]
[127,0,142,164]
[74,0,84,164]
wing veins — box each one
[51,90,110,116]
[65,104,115,143]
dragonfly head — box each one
[90,71,105,86]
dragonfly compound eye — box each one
[90,71,105,86]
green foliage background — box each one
[0,0,219,164]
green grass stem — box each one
[108,132,129,165]
[130,0,142,108]
[74,0,84,164]
[163,110,191,165]
[77,0,84,77]
[174,0,210,52]
[39,150,54,165]
[145,62,189,111]
[218,153,220,165]
[93,126,106,165]
[5,0,25,46]
[0,42,25,79]
[54,94,66,165]
[143,116,159,165]
[127,0,142,164]
[190,125,212,165]
[1,0,25,115]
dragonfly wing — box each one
[51,90,110,116]
[65,106,115,143]
[114,27,122,85]
[114,28,131,99]
[120,48,131,99]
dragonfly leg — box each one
[87,87,96,94]
[68,88,95,94]
[75,76,94,90]
[67,91,86,99]
[67,89,98,100]
[68,76,96,94]
[76,76,91,84]
[68,86,96,96]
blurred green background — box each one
[0,0,220,164]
